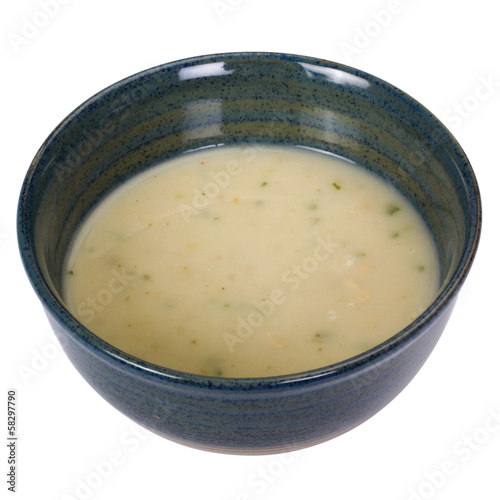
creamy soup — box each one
[64,145,438,377]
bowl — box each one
[17,52,481,454]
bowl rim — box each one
[17,51,482,391]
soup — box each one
[63,145,438,377]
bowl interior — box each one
[19,53,480,376]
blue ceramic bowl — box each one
[18,53,481,454]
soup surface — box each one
[64,145,438,377]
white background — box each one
[2,1,499,499]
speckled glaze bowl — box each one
[18,53,481,454]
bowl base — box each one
[142,421,363,455]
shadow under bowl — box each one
[17,53,481,454]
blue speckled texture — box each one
[18,53,481,454]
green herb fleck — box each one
[124,296,130,301]
[417,265,425,272]
[202,357,224,377]
[142,274,151,281]
[391,231,400,238]
[308,202,319,210]
[386,203,401,215]
[313,331,332,343]
[332,182,342,190]
[68,270,74,275]
[261,181,268,187]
